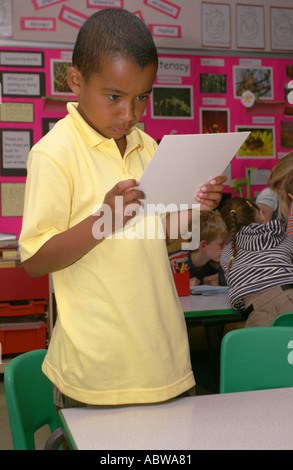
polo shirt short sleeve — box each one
[19,103,195,405]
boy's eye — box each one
[137,95,148,101]
[108,94,120,101]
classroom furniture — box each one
[0,267,50,372]
[181,289,244,391]
[219,327,293,394]
[4,349,65,450]
[272,312,293,327]
[58,387,293,450]
[180,289,241,323]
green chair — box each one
[4,349,65,450]
[220,327,293,393]
[272,312,293,327]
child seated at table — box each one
[220,197,293,327]
[168,210,228,286]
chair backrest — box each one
[4,349,60,450]
[220,327,293,393]
[272,312,293,327]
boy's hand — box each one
[203,273,219,286]
[190,277,200,286]
[102,179,144,235]
[196,175,226,211]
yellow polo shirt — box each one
[19,103,195,405]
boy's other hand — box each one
[196,174,226,211]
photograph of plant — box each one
[151,86,193,119]
[233,66,273,99]
[200,108,229,133]
[236,126,275,158]
[287,64,293,79]
[280,121,293,149]
[200,74,227,93]
[51,59,74,95]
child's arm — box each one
[165,175,226,245]
[22,179,143,277]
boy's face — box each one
[204,235,227,262]
[68,57,157,140]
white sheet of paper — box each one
[139,132,250,213]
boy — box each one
[19,9,225,407]
[169,211,228,286]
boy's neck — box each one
[190,249,209,268]
[116,135,127,157]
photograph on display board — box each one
[233,66,273,100]
[151,85,193,118]
[199,108,229,134]
[51,59,74,96]
[280,121,293,149]
[235,126,275,159]
[287,64,293,79]
[200,73,227,94]
[285,81,293,102]
[285,105,293,117]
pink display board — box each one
[0,47,293,237]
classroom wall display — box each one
[1,46,293,237]
[0,128,33,176]
[1,0,293,52]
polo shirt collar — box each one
[67,102,144,151]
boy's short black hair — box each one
[72,9,158,80]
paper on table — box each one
[139,132,250,213]
[191,285,229,296]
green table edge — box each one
[58,409,79,450]
[184,307,236,319]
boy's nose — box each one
[120,101,136,122]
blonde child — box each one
[268,151,293,236]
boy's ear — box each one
[67,66,82,95]
[199,240,207,251]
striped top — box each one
[220,219,293,308]
[286,200,293,238]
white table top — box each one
[59,387,293,450]
[179,288,239,322]
[180,291,232,313]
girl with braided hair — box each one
[220,197,293,327]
